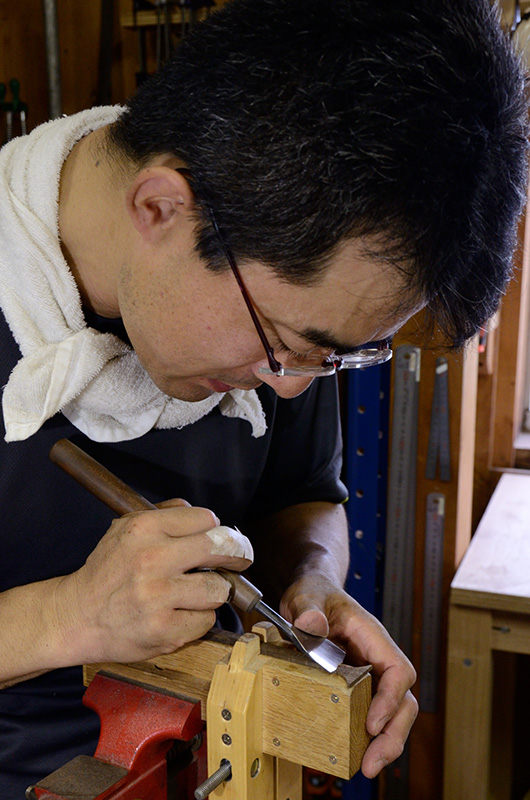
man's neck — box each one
[58,126,128,319]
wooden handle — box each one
[49,439,156,515]
[216,568,262,613]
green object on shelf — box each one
[9,78,28,113]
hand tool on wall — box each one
[42,0,62,119]
[132,0,154,86]
[383,344,421,658]
[381,344,421,800]
[0,82,12,144]
[97,0,115,106]
[49,438,346,673]
[155,0,172,69]
[10,78,27,136]
[419,492,446,713]
[425,357,451,481]
[1,79,28,142]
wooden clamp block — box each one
[207,631,277,799]
[84,623,371,796]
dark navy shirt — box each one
[0,309,347,796]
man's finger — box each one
[157,525,254,574]
[361,690,418,779]
[365,659,417,736]
[169,571,233,609]
[149,505,220,536]
[156,498,191,509]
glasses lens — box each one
[338,347,393,369]
[258,344,392,377]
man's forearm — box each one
[0,577,76,689]
[245,501,350,607]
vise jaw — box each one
[26,672,204,800]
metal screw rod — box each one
[195,760,232,799]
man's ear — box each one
[126,166,195,242]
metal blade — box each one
[255,600,346,673]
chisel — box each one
[49,438,346,673]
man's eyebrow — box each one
[299,327,359,354]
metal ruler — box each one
[419,492,446,713]
[425,358,451,481]
[381,346,420,800]
[382,345,421,658]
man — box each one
[0,0,527,794]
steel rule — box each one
[419,492,446,713]
[382,344,421,657]
[425,357,451,481]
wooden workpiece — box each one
[84,622,371,798]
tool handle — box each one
[216,568,262,613]
[49,439,256,607]
[49,439,157,515]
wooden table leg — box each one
[443,604,493,800]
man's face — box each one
[117,234,419,401]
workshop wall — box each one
[0,0,125,138]
[0,0,231,140]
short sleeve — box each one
[244,376,348,521]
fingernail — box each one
[375,756,389,773]
[372,715,389,736]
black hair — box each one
[109,0,529,347]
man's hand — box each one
[56,504,253,664]
[280,573,418,779]
[0,504,252,688]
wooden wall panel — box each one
[0,0,49,132]
[1,0,127,136]
[473,188,530,529]
[1,0,231,138]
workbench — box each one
[443,472,530,799]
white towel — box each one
[0,107,267,443]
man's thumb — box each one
[292,605,330,638]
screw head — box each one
[272,677,280,686]
[222,734,232,746]
[222,708,232,720]
[272,737,281,747]
[329,755,338,765]
[330,694,340,703]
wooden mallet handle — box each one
[49,438,156,515]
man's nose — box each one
[253,366,314,399]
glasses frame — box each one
[207,208,285,374]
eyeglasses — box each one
[206,208,392,376]
[176,169,392,376]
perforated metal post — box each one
[341,362,391,800]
